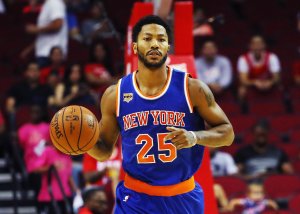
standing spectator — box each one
[81,2,115,45]
[195,41,233,95]
[6,62,53,114]
[24,0,68,68]
[234,119,294,181]
[237,35,281,101]
[78,187,109,214]
[209,147,238,177]
[84,41,115,97]
[39,46,65,86]
[228,182,278,213]
[49,63,95,108]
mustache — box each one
[146,50,162,56]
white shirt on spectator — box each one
[237,52,281,74]
[35,0,68,57]
[210,151,238,177]
[195,55,232,88]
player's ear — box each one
[132,43,137,54]
[168,44,170,52]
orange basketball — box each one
[49,105,100,155]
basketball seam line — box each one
[77,106,84,152]
[62,107,78,154]
[50,127,70,154]
[80,115,98,150]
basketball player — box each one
[88,15,234,214]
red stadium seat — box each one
[214,176,247,199]
[276,143,300,161]
[230,115,257,134]
[292,160,300,174]
[290,130,300,144]
[249,102,286,117]
[264,175,300,199]
[289,194,300,213]
[271,115,300,133]
[262,210,291,214]
[218,102,241,116]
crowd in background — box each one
[0,0,300,214]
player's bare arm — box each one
[88,84,120,162]
[166,78,234,149]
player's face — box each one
[133,24,170,69]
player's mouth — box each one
[147,50,162,56]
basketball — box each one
[49,105,100,155]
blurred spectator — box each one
[0,0,5,14]
[228,182,278,213]
[39,46,65,87]
[81,2,115,45]
[22,0,41,14]
[234,119,294,181]
[83,146,121,214]
[297,12,300,32]
[23,0,68,68]
[84,41,115,97]
[6,62,53,114]
[78,187,109,214]
[193,8,214,37]
[195,41,232,95]
[209,147,238,177]
[66,6,82,42]
[237,36,281,101]
[33,145,77,214]
[213,183,229,213]
[49,63,95,107]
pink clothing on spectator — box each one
[18,122,50,172]
[37,146,72,202]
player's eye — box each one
[143,37,151,41]
[159,38,166,42]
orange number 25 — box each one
[136,133,177,164]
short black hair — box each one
[82,187,105,203]
[132,15,172,43]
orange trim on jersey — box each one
[116,79,122,117]
[184,73,193,113]
[124,173,195,196]
[132,67,173,100]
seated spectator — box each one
[81,2,115,45]
[234,119,294,181]
[214,183,229,213]
[84,41,115,97]
[228,182,278,213]
[83,146,121,214]
[78,187,109,214]
[195,41,232,95]
[6,62,53,114]
[193,8,214,37]
[209,147,238,177]
[33,145,77,214]
[237,35,281,101]
[49,63,95,108]
[40,46,65,87]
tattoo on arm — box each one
[199,85,214,107]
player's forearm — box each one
[87,139,113,162]
[194,123,234,147]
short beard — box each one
[137,50,167,69]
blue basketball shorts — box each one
[114,181,204,214]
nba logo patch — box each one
[123,93,133,103]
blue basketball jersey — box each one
[116,68,205,186]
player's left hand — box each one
[165,126,197,150]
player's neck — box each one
[136,63,168,88]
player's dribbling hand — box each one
[165,127,197,150]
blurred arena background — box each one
[0,0,300,213]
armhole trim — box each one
[116,79,122,117]
[184,74,193,113]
